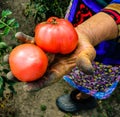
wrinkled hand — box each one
[5,30,96,92]
[5,12,118,92]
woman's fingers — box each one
[76,55,94,75]
[7,71,18,81]
[15,32,55,65]
[15,32,35,44]
[73,30,96,75]
[3,54,9,63]
[23,55,76,92]
[76,45,96,75]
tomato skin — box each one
[35,17,78,54]
[9,44,48,82]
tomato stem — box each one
[51,18,57,24]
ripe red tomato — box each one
[9,44,48,82]
[35,17,78,54]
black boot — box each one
[56,89,97,113]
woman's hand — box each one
[6,30,95,91]
[6,12,118,92]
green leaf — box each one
[0,76,4,89]
[7,18,15,25]
[2,10,12,18]
[40,105,47,111]
[3,27,10,35]
[0,42,7,49]
[0,32,4,37]
[8,85,16,94]
[0,89,4,97]
[1,62,7,66]
[12,22,19,28]
[3,69,9,74]
[0,23,5,28]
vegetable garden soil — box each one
[0,0,120,117]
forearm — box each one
[76,3,120,46]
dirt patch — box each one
[0,0,35,35]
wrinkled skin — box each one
[5,12,118,92]
[6,31,96,91]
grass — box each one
[96,83,120,117]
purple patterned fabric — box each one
[63,0,120,99]
[63,62,120,99]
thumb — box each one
[76,46,96,74]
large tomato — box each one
[35,17,78,54]
[9,44,48,82]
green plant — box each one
[0,10,19,36]
[0,9,19,97]
[63,113,72,117]
[24,0,70,23]
[40,104,47,111]
[96,84,120,117]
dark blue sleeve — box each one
[111,0,120,3]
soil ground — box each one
[0,0,120,117]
